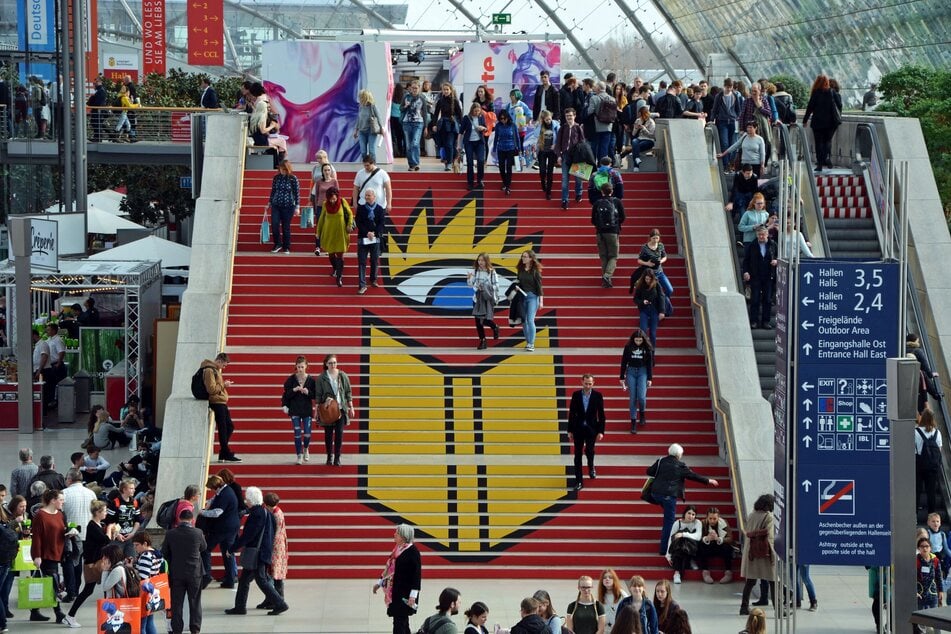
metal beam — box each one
[643,0,705,72]
[533,0,603,80]
[439,0,487,40]
[223,0,305,39]
[611,0,678,80]
[345,0,396,29]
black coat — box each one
[205,484,240,539]
[567,389,606,436]
[511,614,549,634]
[200,86,219,109]
[803,88,841,130]
[386,545,421,618]
[648,455,711,500]
[282,374,317,418]
[234,505,275,567]
[532,84,561,121]
[87,85,107,108]
[163,523,207,581]
[742,239,778,282]
[356,203,387,240]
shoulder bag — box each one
[318,374,343,426]
[239,513,267,570]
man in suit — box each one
[199,77,219,109]
[164,509,207,634]
[742,226,778,329]
[567,374,606,491]
[198,474,240,589]
[86,77,107,142]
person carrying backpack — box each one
[591,182,625,289]
[588,157,624,205]
[194,353,241,463]
[916,408,943,515]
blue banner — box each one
[17,0,57,52]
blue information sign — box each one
[795,260,898,565]
[180,176,193,189]
[773,261,790,560]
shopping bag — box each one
[98,597,142,634]
[299,206,314,229]
[260,208,270,244]
[513,155,523,172]
[140,574,170,615]
[12,539,36,571]
[569,162,593,181]
[17,574,56,609]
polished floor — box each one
[3,422,880,633]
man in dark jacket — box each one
[591,182,626,288]
[355,188,387,295]
[567,374,606,491]
[199,77,219,109]
[742,227,778,329]
[86,77,107,142]
[30,455,66,492]
[511,596,548,633]
[532,70,560,123]
[225,486,288,616]
[648,443,719,555]
[164,509,207,634]
[199,474,240,589]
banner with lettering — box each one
[142,0,166,76]
[187,0,224,66]
[459,42,561,115]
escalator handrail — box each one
[782,123,831,256]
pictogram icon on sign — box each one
[819,479,855,515]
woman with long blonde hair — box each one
[466,253,500,350]
[354,89,384,162]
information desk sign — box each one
[795,260,898,566]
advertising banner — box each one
[142,0,166,76]
[103,53,139,81]
[187,0,224,66]
[261,41,393,163]
[80,328,125,392]
[66,0,99,81]
[17,0,57,52]
[460,42,560,115]
[29,218,58,271]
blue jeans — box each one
[656,271,674,297]
[141,614,157,634]
[595,130,613,163]
[292,416,313,454]
[523,292,539,346]
[357,241,380,288]
[626,366,649,420]
[639,306,660,349]
[403,121,422,168]
[271,205,294,251]
[463,138,486,186]
[630,138,654,159]
[652,493,678,555]
[796,564,816,604]
[438,128,458,164]
[716,120,736,169]
[358,130,378,162]
[561,151,583,201]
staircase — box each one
[217,167,733,579]
[816,172,881,258]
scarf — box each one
[325,196,342,215]
[381,542,411,605]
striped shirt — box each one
[136,549,164,579]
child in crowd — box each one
[926,513,951,602]
[917,536,943,612]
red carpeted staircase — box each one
[216,166,733,579]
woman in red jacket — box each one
[31,488,74,623]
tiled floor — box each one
[2,423,880,633]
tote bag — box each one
[17,574,56,609]
[97,597,142,634]
[140,574,171,615]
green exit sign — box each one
[491,13,511,25]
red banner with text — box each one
[187,0,224,66]
[142,0,166,76]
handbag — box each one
[97,597,142,634]
[669,536,699,558]
[18,573,56,609]
[239,515,267,570]
[84,562,101,583]
[260,208,270,244]
[640,477,657,504]
[318,398,341,426]
[370,114,383,135]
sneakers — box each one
[702,570,714,584]
[283,250,291,255]
[808,601,818,612]
[720,570,733,584]
[296,454,303,465]
[303,448,310,462]
[689,561,700,570]
[673,572,681,584]
[63,615,81,628]
[357,286,367,295]
[219,455,242,463]
[526,344,535,352]
[270,246,282,253]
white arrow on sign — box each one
[802,382,815,391]
[802,297,815,307]
[802,343,813,355]
[802,320,814,330]
[802,435,813,447]
[803,398,813,411]
[803,416,813,430]
[803,271,814,284]
[802,480,812,492]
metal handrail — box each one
[783,124,831,256]
[853,122,951,519]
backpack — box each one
[123,562,141,597]
[593,198,619,232]
[156,498,179,529]
[0,522,18,566]
[190,367,210,400]
[917,428,942,471]
[417,614,452,634]
[775,97,797,124]
[596,94,618,124]
[592,169,612,194]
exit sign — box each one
[491,13,511,25]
